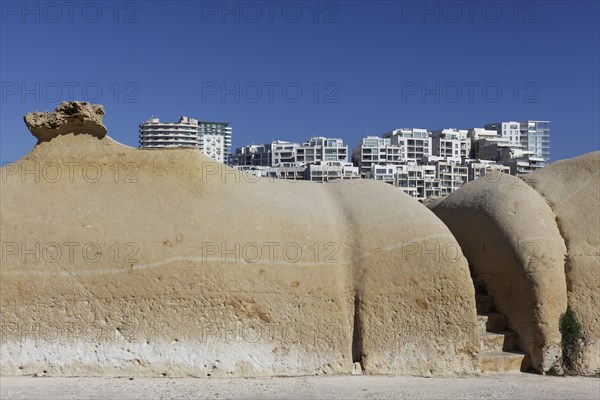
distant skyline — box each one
[1,1,599,164]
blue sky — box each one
[1,0,599,163]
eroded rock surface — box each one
[0,102,478,377]
[431,174,568,372]
[522,152,600,376]
[23,101,107,142]
[431,152,600,375]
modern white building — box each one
[483,120,550,164]
[484,121,521,146]
[351,136,403,177]
[498,147,546,175]
[139,117,201,148]
[424,156,468,193]
[296,137,348,165]
[431,129,470,160]
[365,162,445,200]
[233,136,357,182]
[199,121,233,164]
[465,159,511,181]
[139,116,232,164]
[520,120,550,163]
[304,161,359,182]
[468,128,509,160]
[271,140,300,166]
[235,136,349,168]
[383,128,432,161]
[233,161,359,183]
[395,163,443,199]
[232,143,272,167]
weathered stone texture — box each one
[23,101,107,142]
[431,174,568,372]
[0,103,479,377]
[523,151,600,375]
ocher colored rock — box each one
[23,101,106,143]
[0,102,479,377]
[522,152,600,375]
[431,174,568,372]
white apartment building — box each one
[233,143,272,166]
[139,117,201,148]
[271,140,299,166]
[199,122,233,164]
[424,156,468,193]
[139,116,232,164]
[484,120,550,164]
[396,163,443,199]
[352,136,403,177]
[365,164,396,184]
[233,136,355,182]
[383,128,432,161]
[236,136,348,168]
[484,121,521,146]
[296,137,348,165]
[465,159,511,181]
[498,147,546,175]
[431,129,470,160]
[468,128,508,160]
[365,163,445,200]
[234,161,359,183]
[304,161,359,182]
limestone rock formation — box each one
[522,152,600,375]
[0,102,479,377]
[430,174,568,372]
[431,153,600,376]
[23,101,107,143]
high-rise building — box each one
[481,120,550,169]
[199,121,233,164]
[520,120,550,163]
[138,116,201,148]
[139,116,232,164]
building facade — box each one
[199,121,232,164]
[484,121,521,146]
[139,117,201,148]
[383,128,432,161]
[233,137,357,182]
[232,144,272,167]
[431,129,470,161]
[351,136,403,177]
[520,120,550,163]
[231,118,549,197]
[296,137,348,165]
[139,116,232,164]
[466,159,511,181]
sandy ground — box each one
[1,374,599,400]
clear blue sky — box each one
[1,0,599,163]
